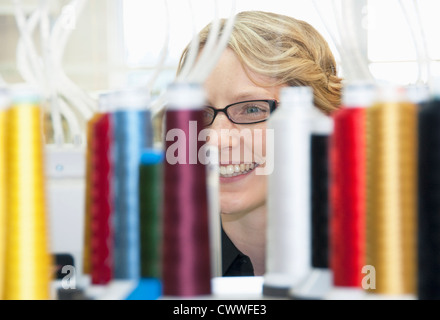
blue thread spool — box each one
[112,88,154,280]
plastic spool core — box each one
[343,82,377,108]
[10,84,41,105]
[280,86,314,108]
[98,92,117,113]
[406,84,429,104]
[430,76,440,100]
[0,87,10,110]
[166,83,206,110]
[376,83,407,103]
[114,87,151,111]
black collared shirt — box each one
[221,226,254,277]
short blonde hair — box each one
[178,11,342,114]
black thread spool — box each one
[311,134,330,270]
[289,108,333,300]
[418,87,440,300]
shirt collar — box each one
[222,226,240,272]
[221,225,247,275]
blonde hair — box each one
[178,11,342,114]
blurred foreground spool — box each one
[82,109,103,278]
[417,80,440,300]
[161,83,211,297]
[4,85,52,300]
[264,86,313,297]
[366,85,417,298]
[90,109,114,285]
[139,149,163,279]
[0,88,10,299]
[205,145,221,279]
[112,88,153,280]
[82,92,115,284]
[290,107,333,300]
[326,82,375,300]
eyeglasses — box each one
[203,99,277,126]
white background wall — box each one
[1,0,440,96]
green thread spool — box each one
[139,149,164,279]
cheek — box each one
[250,126,268,163]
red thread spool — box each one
[162,83,211,297]
[90,112,114,285]
[329,83,375,290]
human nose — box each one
[207,112,240,149]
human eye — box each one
[228,101,271,123]
[241,102,269,115]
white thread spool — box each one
[205,145,222,279]
[263,86,313,297]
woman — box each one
[177,11,342,276]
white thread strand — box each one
[206,146,221,278]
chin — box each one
[219,197,244,215]
[219,192,266,216]
[219,174,267,215]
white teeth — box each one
[219,163,258,177]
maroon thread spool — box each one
[90,111,114,285]
[89,92,116,285]
[161,83,212,297]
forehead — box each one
[204,48,283,105]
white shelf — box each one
[54,276,267,300]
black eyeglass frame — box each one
[203,99,278,126]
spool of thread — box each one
[263,86,313,297]
[139,149,163,280]
[325,82,376,300]
[82,111,104,279]
[83,91,116,284]
[0,87,10,300]
[406,83,429,108]
[311,110,333,270]
[417,78,440,300]
[3,85,52,300]
[112,87,153,280]
[366,84,417,299]
[90,107,114,285]
[161,82,211,297]
[290,107,334,300]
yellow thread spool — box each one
[3,86,52,300]
[0,88,10,300]
[366,85,417,297]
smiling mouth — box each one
[219,163,259,178]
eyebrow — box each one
[233,90,274,102]
[205,89,277,108]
